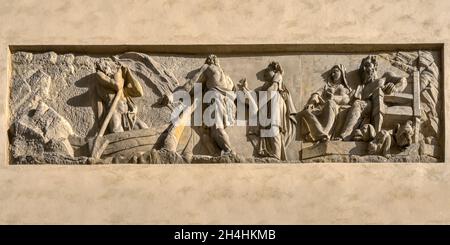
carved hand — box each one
[324,90,334,100]
[114,67,125,91]
[237,78,248,91]
[308,93,321,105]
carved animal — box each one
[368,130,392,157]
[394,120,414,148]
[367,120,414,157]
[353,124,376,142]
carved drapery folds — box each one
[8,49,443,164]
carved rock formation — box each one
[10,101,90,164]
[9,67,89,164]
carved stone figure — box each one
[177,54,237,156]
[257,62,297,160]
[338,55,407,140]
[94,61,148,135]
[354,123,376,142]
[367,120,414,157]
[394,120,414,148]
[299,64,351,142]
[239,61,297,160]
[368,129,391,157]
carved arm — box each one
[123,66,144,97]
[96,70,120,91]
[332,87,350,105]
[383,72,408,94]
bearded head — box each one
[359,55,378,84]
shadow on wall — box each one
[66,73,99,137]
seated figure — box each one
[337,55,407,141]
[299,64,351,142]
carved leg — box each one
[258,129,282,160]
[108,112,124,133]
[270,132,283,160]
[340,100,366,140]
[201,128,217,155]
[210,126,233,154]
[299,109,328,141]
[321,100,338,135]
[380,134,391,157]
[134,118,149,129]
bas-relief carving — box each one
[301,51,442,162]
[238,61,298,161]
[8,49,443,164]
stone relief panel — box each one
[8,49,443,164]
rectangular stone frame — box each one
[4,43,446,165]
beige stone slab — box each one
[0,164,449,224]
[302,141,368,160]
[0,0,450,224]
[384,93,413,105]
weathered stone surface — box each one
[422,143,441,158]
[302,154,439,163]
[14,153,91,165]
[10,70,52,123]
[191,154,245,163]
[33,52,58,65]
[301,141,369,160]
[11,101,75,161]
[12,52,33,64]
[384,93,413,105]
[10,78,31,111]
[8,50,443,164]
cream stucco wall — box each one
[1,0,450,224]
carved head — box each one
[96,58,119,77]
[264,61,283,81]
[117,98,129,114]
[267,61,283,74]
[205,54,219,66]
[359,55,378,84]
[329,64,350,89]
[330,66,342,82]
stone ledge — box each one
[301,141,441,161]
[301,141,369,160]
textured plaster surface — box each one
[0,0,450,224]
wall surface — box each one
[1,0,450,224]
